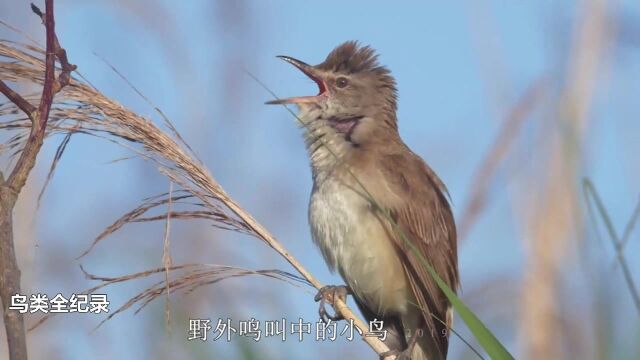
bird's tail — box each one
[410,334,446,360]
[411,306,453,360]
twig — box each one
[0,2,75,360]
[0,81,35,116]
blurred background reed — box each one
[0,1,639,359]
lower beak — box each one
[266,55,327,105]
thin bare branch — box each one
[0,81,35,117]
[0,2,75,360]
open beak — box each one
[266,55,327,105]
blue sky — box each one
[1,1,639,359]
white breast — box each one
[309,179,409,316]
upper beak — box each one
[265,55,327,105]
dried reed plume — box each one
[519,1,607,358]
[0,36,396,358]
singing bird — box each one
[267,41,459,360]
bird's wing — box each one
[374,149,459,354]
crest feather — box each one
[317,41,388,75]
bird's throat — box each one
[327,115,363,143]
[298,106,368,178]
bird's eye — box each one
[336,77,349,88]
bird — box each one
[266,41,459,360]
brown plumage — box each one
[268,41,459,359]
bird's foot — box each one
[314,285,350,323]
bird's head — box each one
[267,41,398,147]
